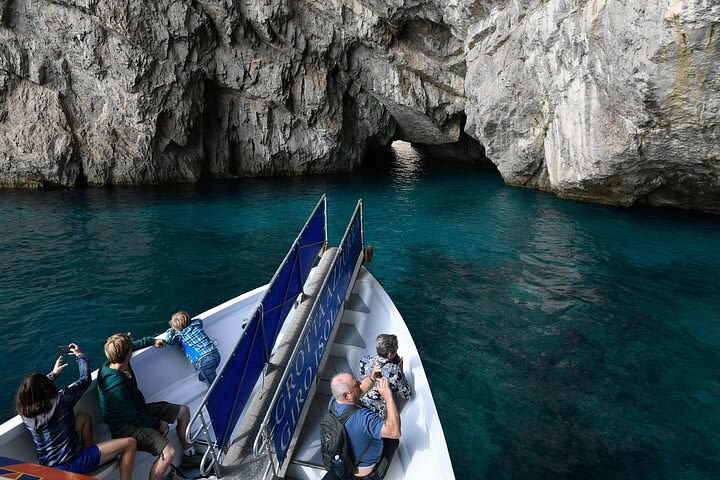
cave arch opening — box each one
[360,114,498,178]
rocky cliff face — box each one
[0,0,718,213]
[464,0,720,213]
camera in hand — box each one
[58,345,72,354]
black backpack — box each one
[320,400,371,480]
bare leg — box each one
[175,405,192,450]
[149,442,176,480]
[97,437,137,480]
[74,412,93,447]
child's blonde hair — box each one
[169,311,192,331]
[104,333,133,364]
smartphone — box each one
[58,345,72,354]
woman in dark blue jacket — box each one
[16,343,137,480]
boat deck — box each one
[0,284,266,480]
[0,196,455,480]
[0,268,453,480]
[223,292,372,480]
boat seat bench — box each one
[334,322,366,349]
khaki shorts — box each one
[111,401,181,456]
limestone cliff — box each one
[0,0,718,213]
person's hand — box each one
[154,338,166,348]
[52,355,68,376]
[371,364,383,381]
[69,343,82,356]
[377,378,392,400]
[159,420,169,435]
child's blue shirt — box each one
[165,319,217,366]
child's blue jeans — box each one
[197,350,221,388]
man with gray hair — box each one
[328,370,401,479]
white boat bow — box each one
[0,196,454,480]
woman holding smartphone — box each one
[15,343,137,480]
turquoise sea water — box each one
[2,144,720,479]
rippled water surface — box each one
[2,145,720,479]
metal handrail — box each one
[199,447,216,477]
[198,411,218,476]
[252,421,266,458]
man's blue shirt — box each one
[330,400,384,467]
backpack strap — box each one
[353,439,372,468]
[332,400,360,424]
[330,400,373,468]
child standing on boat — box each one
[164,311,221,388]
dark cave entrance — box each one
[360,114,498,176]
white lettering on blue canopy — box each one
[270,208,362,464]
[203,197,326,453]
